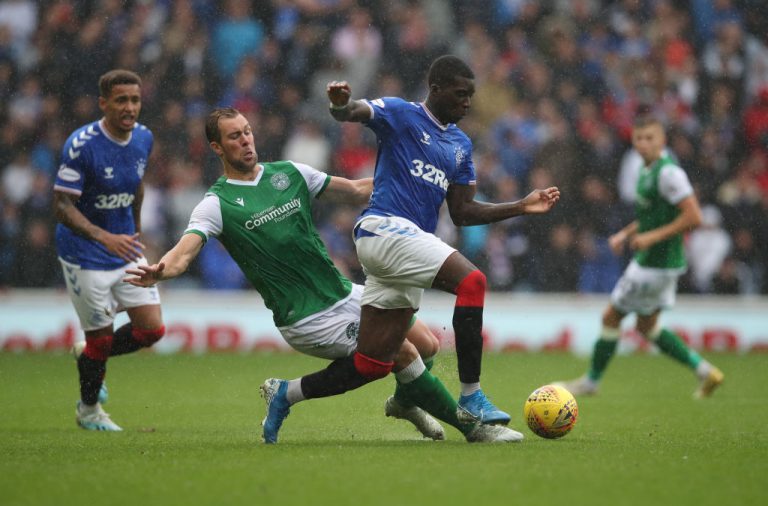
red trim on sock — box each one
[353,352,394,380]
[455,270,486,307]
[83,335,113,361]
[132,325,166,347]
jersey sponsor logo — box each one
[94,192,135,209]
[244,198,301,229]
[409,159,448,191]
[104,167,114,179]
[420,131,431,145]
[270,172,290,190]
[57,164,81,182]
[235,197,245,206]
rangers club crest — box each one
[271,173,290,190]
[454,146,465,168]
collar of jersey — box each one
[419,102,450,131]
[226,165,264,186]
[98,119,133,147]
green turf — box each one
[1,351,765,506]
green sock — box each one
[396,369,475,435]
[654,328,701,369]
[393,356,435,408]
[587,338,619,381]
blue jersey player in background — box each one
[260,55,560,441]
[53,69,165,431]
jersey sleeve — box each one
[363,97,407,135]
[184,194,223,241]
[53,134,89,196]
[291,162,331,198]
[658,164,694,205]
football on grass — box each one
[523,384,578,439]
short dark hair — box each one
[205,107,241,143]
[427,55,474,87]
[632,114,663,130]
[98,69,142,98]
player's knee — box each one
[133,325,166,348]
[639,324,661,341]
[456,269,486,307]
[353,352,393,380]
[84,335,113,361]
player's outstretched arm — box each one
[54,191,144,262]
[123,233,204,287]
[608,221,638,255]
[326,81,372,122]
[321,176,373,205]
[630,194,702,251]
[446,184,560,226]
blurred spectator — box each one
[209,0,264,82]
[686,205,732,293]
[0,1,767,293]
[11,217,59,287]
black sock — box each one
[300,356,372,399]
[110,323,144,356]
[77,354,106,405]
[453,306,483,384]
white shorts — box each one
[610,260,683,316]
[278,284,363,359]
[59,257,161,331]
[354,215,456,310]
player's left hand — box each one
[521,186,560,214]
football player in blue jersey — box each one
[258,55,560,439]
[53,69,165,431]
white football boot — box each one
[384,396,446,441]
[553,375,599,396]
[76,401,122,431]
[465,423,524,443]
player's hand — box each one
[123,262,165,287]
[327,80,352,108]
[102,232,144,262]
[629,232,655,251]
[608,232,627,255]
[521,186,560,214]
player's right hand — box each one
[103,232,144,262]
[327,80,352,107]
[123,262,165,287]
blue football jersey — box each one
[54,120,153,270]
[360,97,476,233]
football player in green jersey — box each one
[556,115,724,399]
[125,107,518,443]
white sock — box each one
[395,357,426,384]
[285,379,305,405]
[696,360,713,379]
[461,382,481,396]
[78,402,99,414]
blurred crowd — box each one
[1,0,767,295]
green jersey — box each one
[634,156,693,270]
[185,161,352,327]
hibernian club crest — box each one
[270,172,290,190]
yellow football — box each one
[523,384,579,439]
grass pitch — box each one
[1,351,766,506]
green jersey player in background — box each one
[125,107,518,443]
[556,115,724,399]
